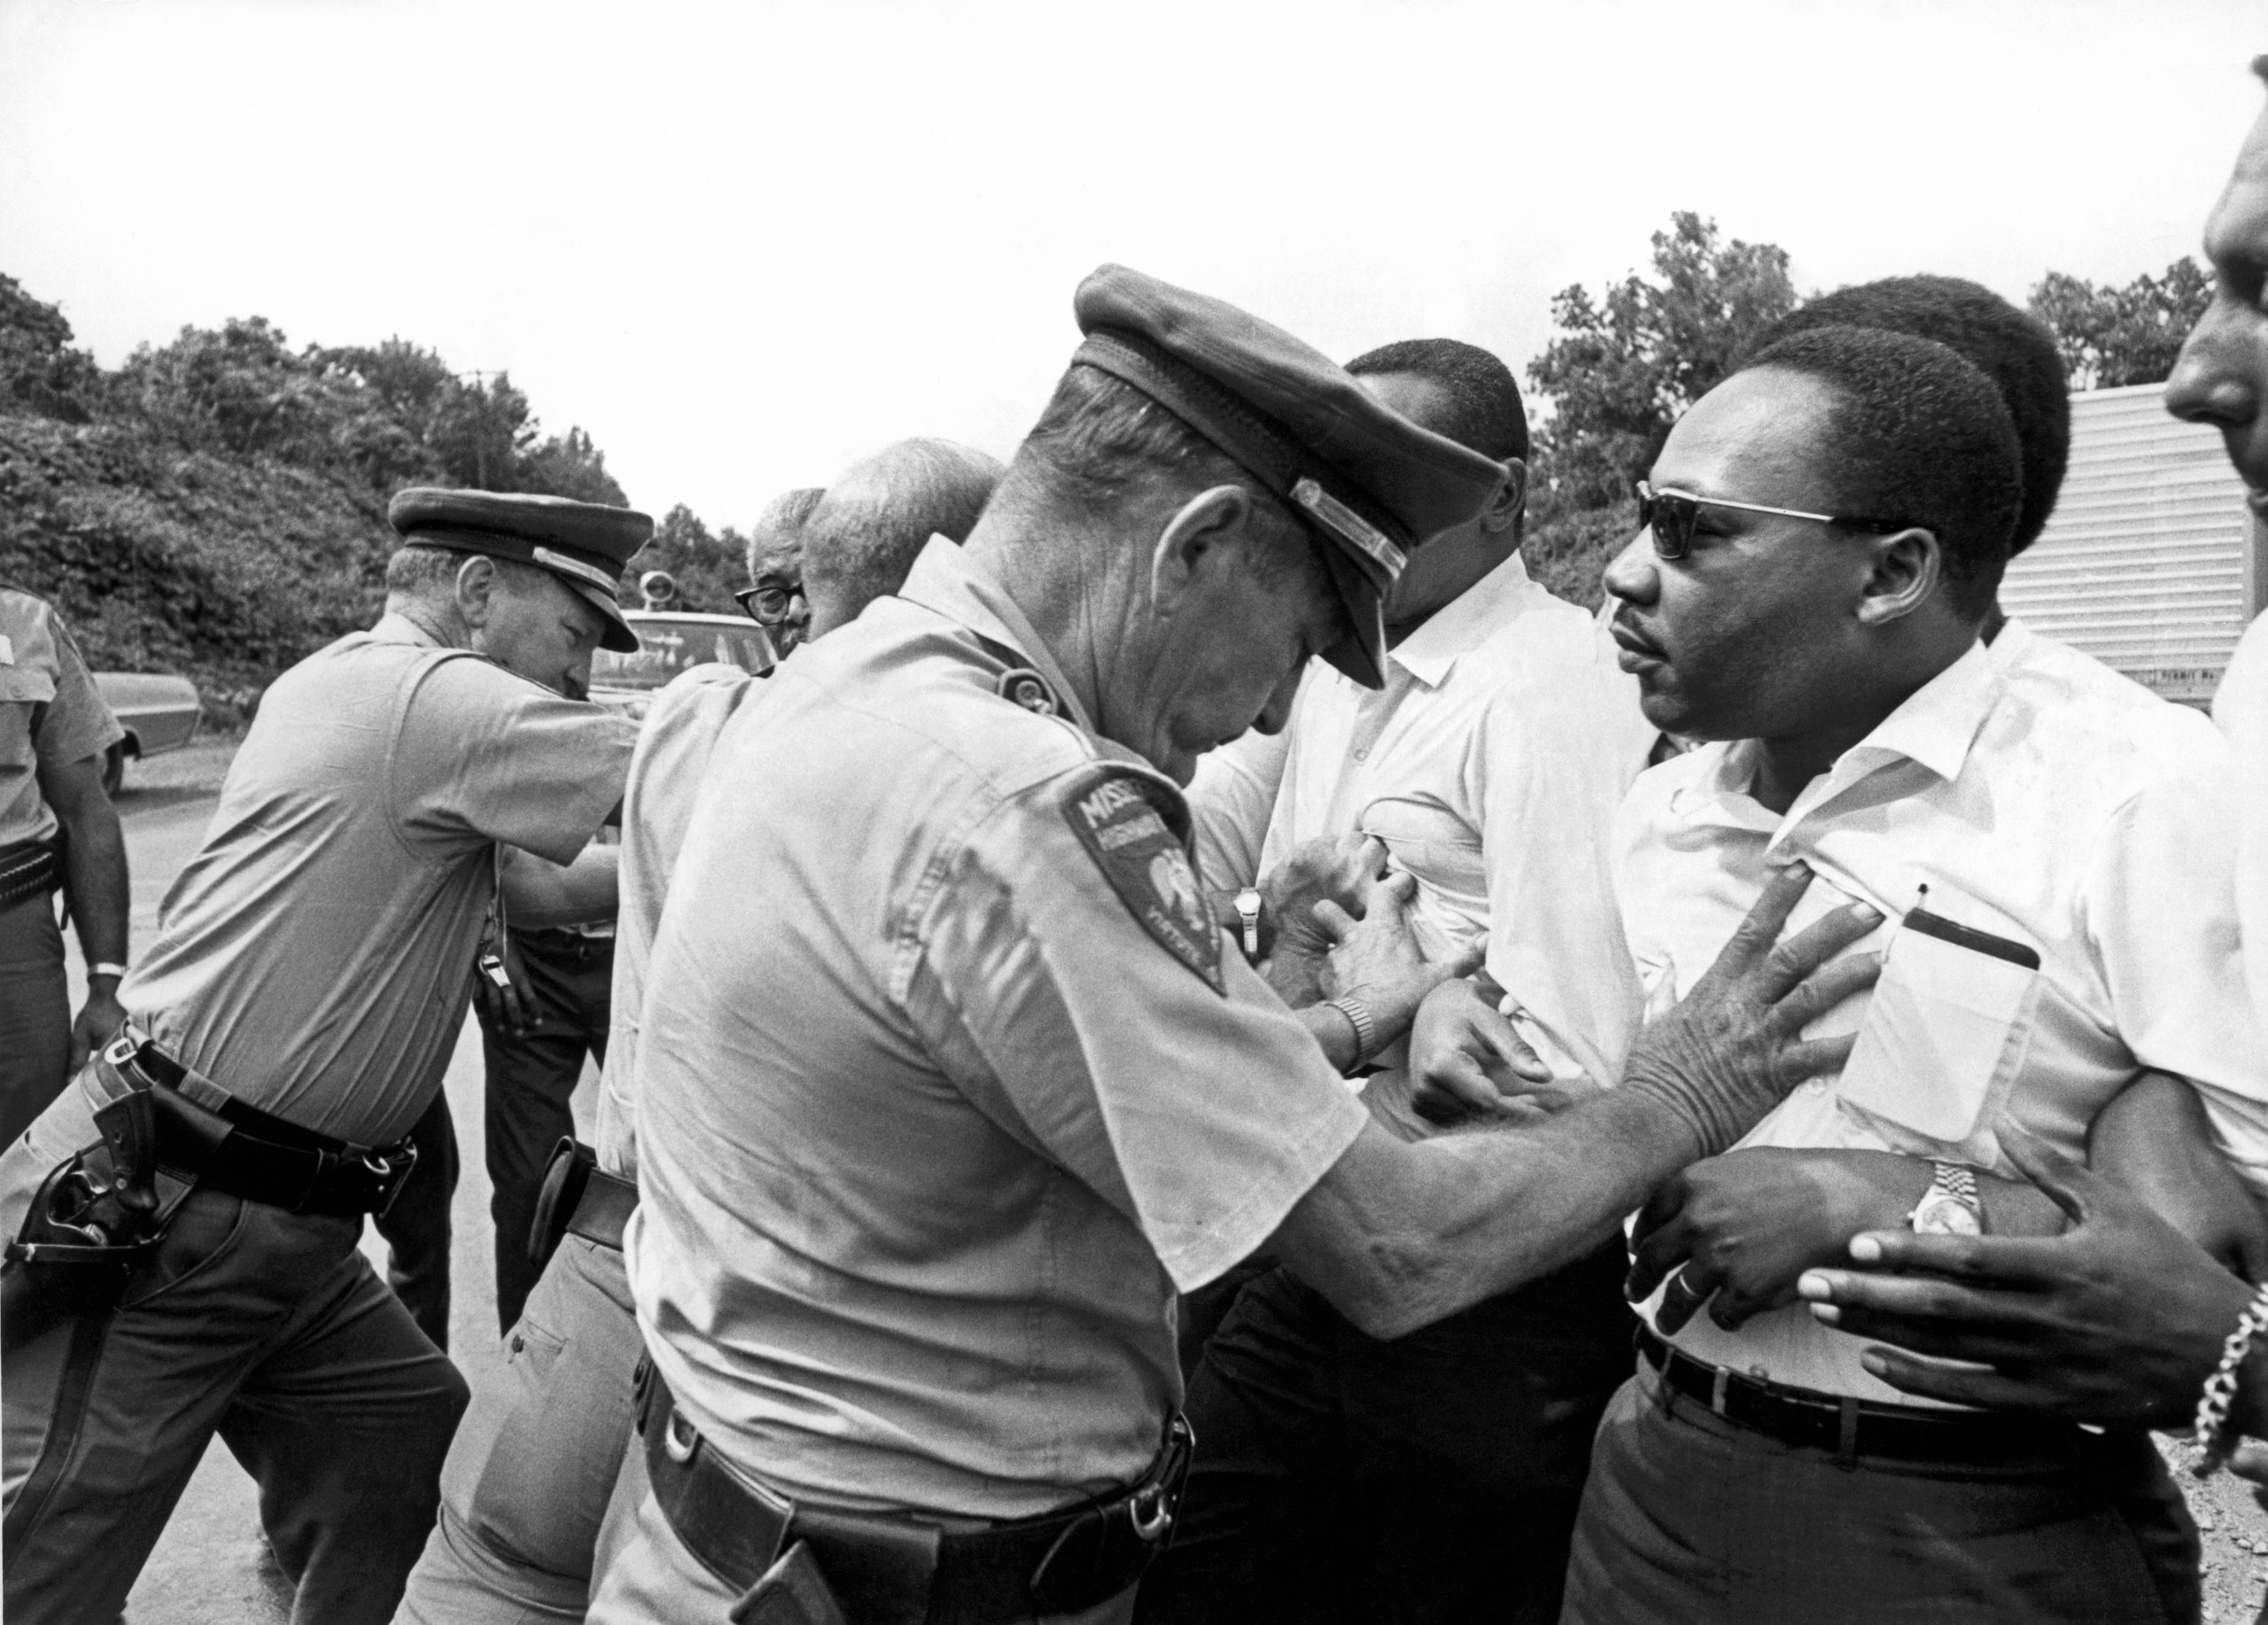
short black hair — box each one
[1736,325,2023,618]
[1746,277,2067,555]
[1345,338,1528,464]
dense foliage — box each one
[2027,259,2212,390]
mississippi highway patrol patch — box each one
[1061,766,1223,994]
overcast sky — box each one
[1,0,2259,532]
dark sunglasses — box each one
[733,578,808,627]
[1634,479,1915,561]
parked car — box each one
[587,610,776,719]
[92,672,202,796]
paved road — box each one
[62,744,599,1622]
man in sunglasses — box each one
[1550,323,2264,1623]
[395,439,1002,1625]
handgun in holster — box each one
[1,1088,190,1349]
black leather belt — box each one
[1636,1325,2082,1465]
[634,1361,1191,1624]
[569,1163,637,1249]
[105,1032,418,1218]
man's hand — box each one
[1629,1148,1928,1332]
[472,921,537,1038]
[68,978,128,1075]
[1407,978,1587,1125]
[1619,862,1881,1162]
[1259,836,1389,1006]
[1795,1124,2257,1428]
[1314,867,1481,1051]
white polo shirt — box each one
[1617,637,2268,1400]
[1189,551,1656,1086]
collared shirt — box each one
[592,660,766,1182]
[2216,614,2268,1068]
[1189,552,1656,1085]
[1616,638,2265,1400]
[0,591,122,850]
[123,614,634,1146]
[626,537,1368,1520]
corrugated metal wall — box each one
[1999,381,2260,704]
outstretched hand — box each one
[1407,978,1591,1124]
[1314,866,1482,1053]
[1619,862,1882,1162]
[1796,1124,2258,1427]
[1261,835,1391,1007]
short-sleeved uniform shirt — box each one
[626,539,1370,1521]
[1616,638,2268,1401]
[123,614,635,1147]
[1188,552,1656,1085]
[0,590,124,850]
[592,661,766,1182]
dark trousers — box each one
[475,928,610,1334]
[370,1090,460,1351]
[1,1073,469,1625]
[1137,1242,1634,1625]
[1560,1362,2200,1625]
[0,891,70,1150]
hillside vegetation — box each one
[0,274,742,716]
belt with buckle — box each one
[0,842,63,911]
[634,1360,1191,1624]
[104,1030,419,1218]
[1636,1325,2081,1465]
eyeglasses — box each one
[1633,480,1914,562]
[734,577,807,627]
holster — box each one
[1,1092,193,1350]
[528,1138,596,1271]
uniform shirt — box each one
[627,538,1369,1520]
[592,661,765,1181]
[1189,551,1656,1085]
[124,614,634,1146]
[0,590,123,849]
[1616,637,2266,1401]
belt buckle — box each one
[366,1142,419,1218]
[102,1032,139,1072]
[1710,1366,1730,1416]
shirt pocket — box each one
[0,665,57,707]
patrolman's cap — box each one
[1071,265,1506,688]
[386,488,652,654]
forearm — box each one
[1298,1004,1360,1073]
[498,844,619,929]
[60,801,129,968]
[1278,1088,1700,1340]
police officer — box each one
[586,266,1883,1624]
[0,488,645,1625]
[393,440,1004,1625]
[0,587,128,1146]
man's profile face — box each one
[744,525,810,656]
[2167,107,2268,504]
[1602,368,1872,744]
[478,566,605,701]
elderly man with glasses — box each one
[1533,322,2268,1624]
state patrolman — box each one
[585,265,1887,1625]
[0,587,129,1147]
[393,439,1005,1624]
[0,488,646,1625]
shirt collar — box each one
[895,536,1097,734]
[370,610,443,649]
[1388,550,1536,689]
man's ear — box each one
[1854,526,1942,626]
[1481,459,1527,536]
[1149,485,1254,618]
[454,555,501,630]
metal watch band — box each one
[1235,889,1262,959]
[89,961,129,981]
[1931,1161,1981,1211]
[1325,996,1377,1070]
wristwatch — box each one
[1234,888,1263,960]
[1907,1162,1984,1236]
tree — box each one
[1521,212,1798,605]
[2027,259,2211,390]
[0,275,108,424]
[632,503,744,611]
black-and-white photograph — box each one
[5,2,2268,1621]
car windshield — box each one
[591,618,774,692]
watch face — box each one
[1912,1192,1983,1236]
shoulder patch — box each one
[1060,766,1223,994]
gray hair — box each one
[383,544,550,600]
[745,486,826,578]
[802,439,1006,603]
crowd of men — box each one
[12,54,2268,1625]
